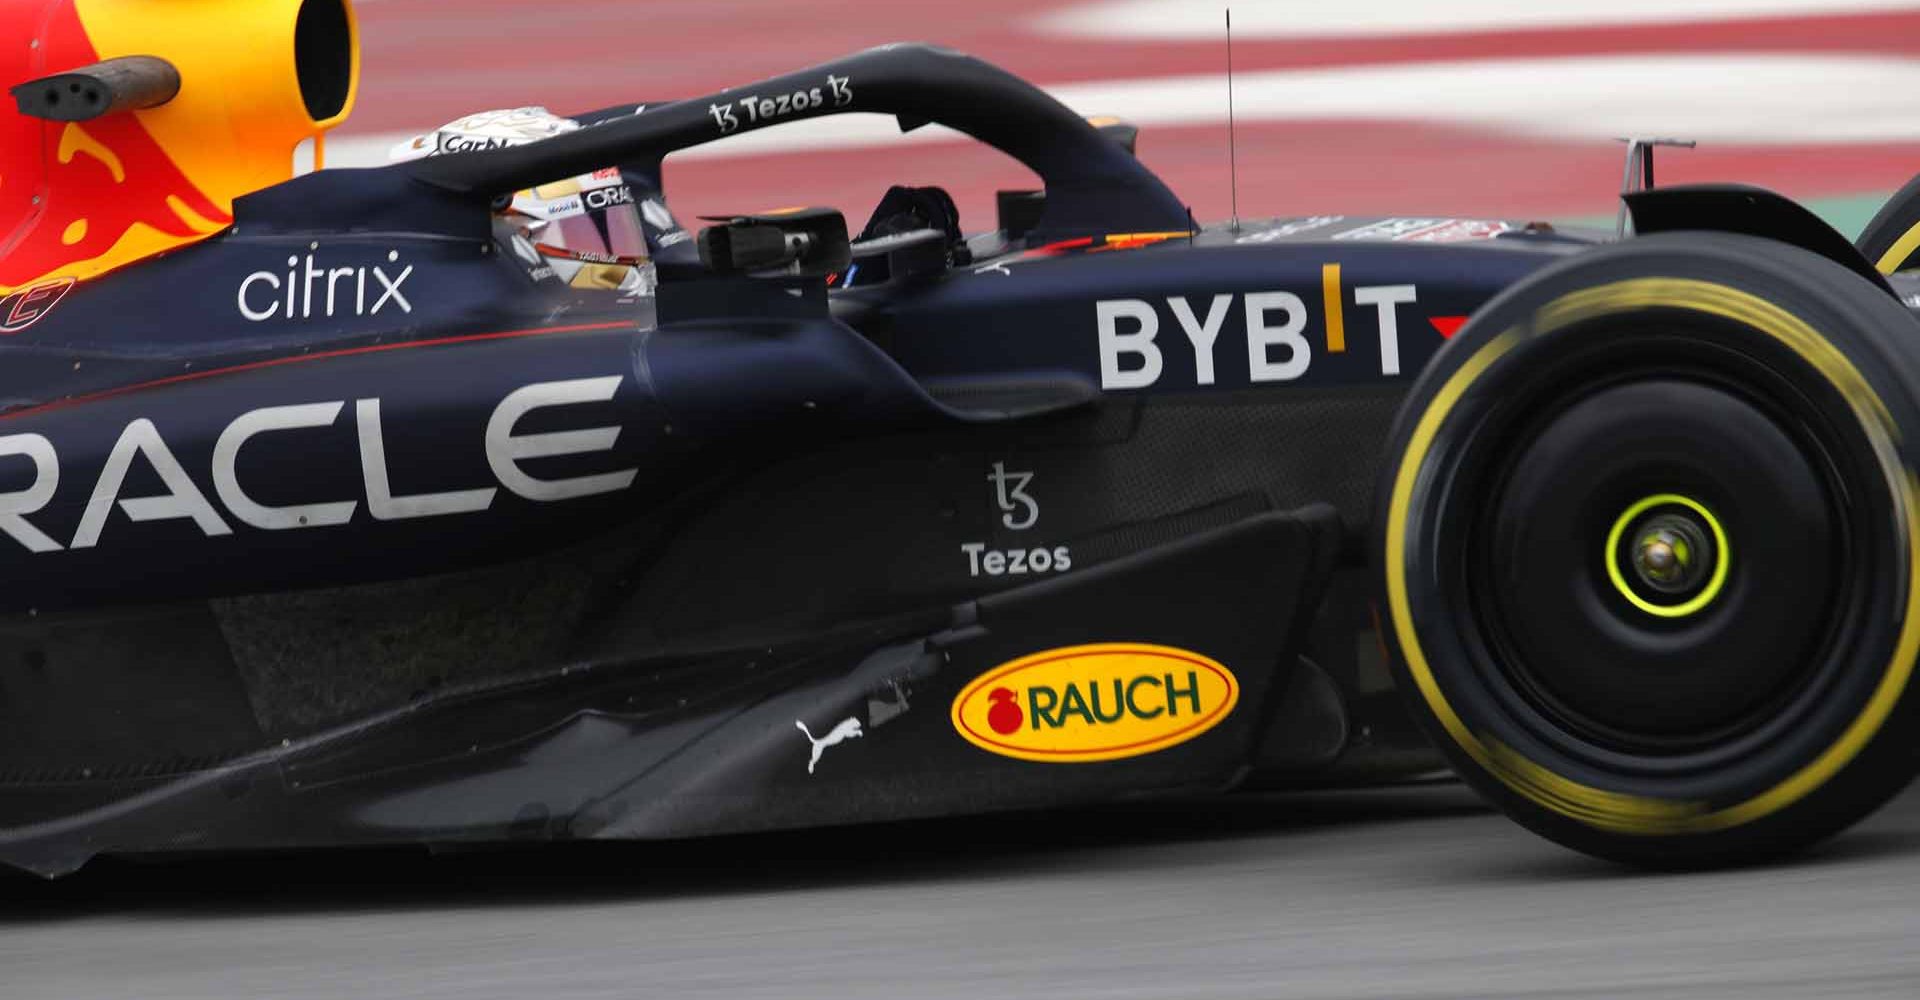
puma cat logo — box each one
[795,717,863,775]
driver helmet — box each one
[389,107,664,295]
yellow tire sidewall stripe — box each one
[1875,218,1920,275]
[1385,277,1920,835]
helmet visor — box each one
[535,192,650,264]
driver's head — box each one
[389,107,662,295]
[501,165,651,292]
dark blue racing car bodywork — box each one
[6,42,1910,877]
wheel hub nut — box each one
[1631,514,1710,594]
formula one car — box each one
[5,0,1920,877]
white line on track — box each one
[325,52,1920,170]
[1037,0,1920,39]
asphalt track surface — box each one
[4,780,1917,999]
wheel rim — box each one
[1462,369,1843,755]
[1603,494,1728,618]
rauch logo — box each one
[950,643,1239,762]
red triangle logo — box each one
[1429,316,1467,339]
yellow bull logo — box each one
[0,0,359,293]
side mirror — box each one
[697,207,851,277]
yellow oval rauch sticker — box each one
[950,643,1240,762]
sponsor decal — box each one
[511,182,602,222]
[238,250,413,323]
[1395,219,1512,243]
[796,716,862,774]
[1095,278,1419,390]
[1332,217,1511,243]
[962,542,1071,577]
[0,278,76,334]
[435,134,517,154]
[583,185,634,211]
[962,463,1072,578]
[711,74,854,135]
[1234,215,1344,244]
[0,377,639,555]
[988,461,1037,531]
[537,195,586,220]
[951,643,1239,762]
[1333,218,1446,241]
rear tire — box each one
[1857,173,1920,274]
[1375,232,1920,867]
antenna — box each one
[1226,8,1241,232]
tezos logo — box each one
[989,461,1036,530]
[962,462,1071,579]
[951,643,1239,762]
[710,73,853,134]
[238,250,413,323]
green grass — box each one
[1805,193,1890,240]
